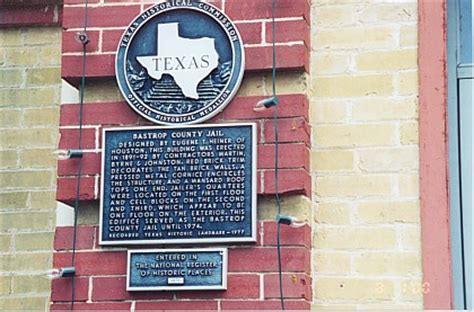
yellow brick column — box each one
[0,27,61,309]
[309,1,422,308]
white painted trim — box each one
[61,79,79,104]
[56,201,75,226]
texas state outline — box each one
[136,23,219,99]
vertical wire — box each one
[456,82,467,309]
[271,0,285,310]
[271,0,277,99]
[70,0,89,310]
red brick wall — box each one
[0,2,62,27]
[54,0,311,309]
[57,95,311,202]
[61,0,309,82]
[51,223,311,310]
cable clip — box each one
[254,96,279,112]
[46,267,76,279]
[276,214,306,228]
[75,31,90,45]
[53,149,83,160]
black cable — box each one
[70,0,89,310]
[269,0,284,310]
[275,108,284,311]
[65,0,284,310]
[456,82,467,309]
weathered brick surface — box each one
[263,169,311,197]
[56,93,311,200]
[62,30,100,53]
[51,277,89,302]
[60,102,140,126]
[220,94,309,120]
[56,0,311,309]
[310,0,421,308]
[58,128,96,150]
[54,226,95,250]
[263,222,311,248]
[266,19,310,46]
[236,22,262,45]
[57,152,101,176]
[62,5,141,29]
[56,176,96,201]
[57,145,308,177]
[258,143,309,170]
[0,25,61,309]
[225,0,309,21]
[245,45,309,72]
[176,274,260,299]
[264,274,312,300]
[62,46,308,82]
[135,301,218,310]
[56,169,312,201]
[12,275,50,294]
[49,258,311,307]
[263,117,311,145]
[228,247,310,273]
[92,276,173,301]
[15,232,54,251]
[60,95,309,125]
[101,29,125,52]
[221,300,310,310]
[0,5,61,27]
[1,0,425,310]
[315,277,395,301]
[51,220,310,306]
[0,297,49,310]
[53,251,127,276]
[60,0,309,83]
[51,302,131,310]
[62,54,115,81]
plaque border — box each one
[126,248,228,291]
[115,0,245,125]
[99,123,257,245]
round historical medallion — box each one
[116,0,245,125]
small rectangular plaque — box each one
[127,248,227,291]
[99,123,257,245]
